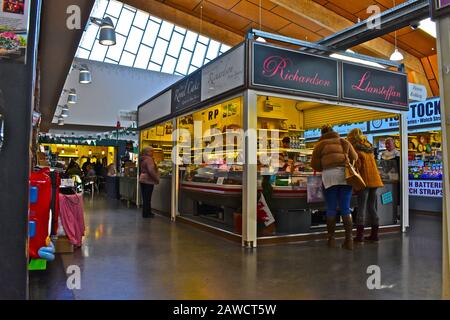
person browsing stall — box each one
[311,125,358,250]
[347,128,384,243]
[139,147,160,218]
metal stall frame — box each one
[137,35,410,248]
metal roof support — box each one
[316,0,430,50]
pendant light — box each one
[390,0,404,61]
[58,116,65,126]
[256,0,266,43]
[61,109,69,118]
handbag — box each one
[340,140,366,192]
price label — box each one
[216,177,225,185]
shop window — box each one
[256,95,403,236]
[177,97,243,233]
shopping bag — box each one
[307,175,325,203]
[340,140,366,192]
[257,194,275,227]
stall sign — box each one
[201,44,245,101]
[369,98,441,132]
[342,63,408,109]
[171,71,201,113]
[305,122,367,140]
[409,180,443,197]
[408,83,427,102]
[0,0,29,64]
[252,43,339,98]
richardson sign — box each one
[171,71,201,113]
[252,43,339,98]
[409,180,443,198]
[342,63,408,109]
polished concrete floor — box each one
[30,196,443,300]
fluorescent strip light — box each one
[330,50,386,68]
[419,18,436,38]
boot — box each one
[326,216,337,248]
[342,215,354,250]
[365,225,379,242]
[354,225,365,243]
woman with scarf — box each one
[347,128,384,243]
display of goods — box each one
[0,32,20,54]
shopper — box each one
[348,128,384,243]
[82,158,91,175]
[139,147,160,218]
[311,125,358,250]
[66,160,83,178]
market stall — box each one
[138,36,409,247]
[367,97,443,212]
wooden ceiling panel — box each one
[230,1,290,30]
[323,2,358,22]
[207,0,240,10]
[278,23,322,42]
[398,31,437,57]
[247,0,277,11]
[165,0,202,11]
[429,79,440,97]
[375,0,407,8]
[326,0,377,15]
[316,28,334,37]
[192,1,252,30]
[429,54,439,78]
[270,5,323,32]
[241,21,277,33]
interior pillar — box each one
[243,90,258,248]
[0,0,41,299]
[436,15,450,300]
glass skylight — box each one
[76,0,231,76]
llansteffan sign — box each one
[342,62,408,109]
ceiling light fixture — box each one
[73,64,92,84]
[67,89,77,105]
[330,50,386,68]
[58,116,65,126]
[390,0,404,62]
[256,0,266,43]
[61,109,69,118]
[91,17,116,46]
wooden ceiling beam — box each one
[123,0,244,46]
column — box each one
[436,15,450,299]
[243,90,258,248]
[0,0,41,299]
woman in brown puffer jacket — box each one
[311,125,358,250]
[347,128,384,243]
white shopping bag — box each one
[257,194,275,227]
[307,175,325,203]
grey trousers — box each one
[356,188,380,226]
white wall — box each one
[54,58,181,127]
